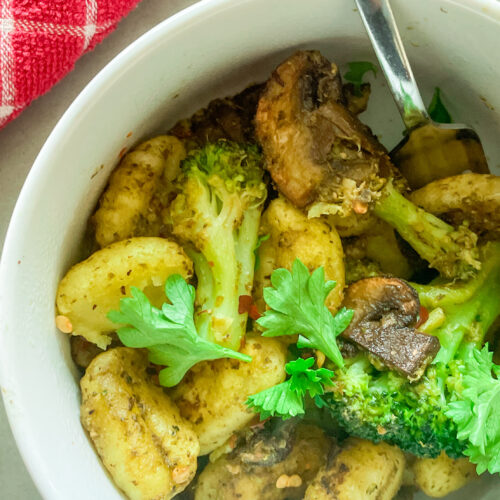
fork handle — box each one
[355,0,430,129]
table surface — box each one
[0,1,196,498]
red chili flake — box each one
[238,295,253,314]
[249,304,261,321]
[118,147,128,159]
[239,295,261,320]
[126,131,133,138]
[208,261,214,267]
[415,306,429,329]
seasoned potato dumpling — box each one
[409,173,500,240]
[170,337,287,455]
[80,348,199,500]
[93,135,186,247]
[253,197,345,313]
[304,438,405,500]
[56,237,193,348]
[412,452,477,497]
[195,424,331,500]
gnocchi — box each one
[56,237,192,348]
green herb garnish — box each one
[246,357,334,419]
[446,345,500,474]
[108,274,251,387]
[344,61,377,95]
[428,87,452,123]
[257,259,353,368]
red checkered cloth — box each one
[0,0,142,129]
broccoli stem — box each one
[414,242,500,364]
[323,242,500,459]
[201,196,244,350]
[235,207,261,297]
[191,208,261,350]
[373,180,480,279]
[187,249,214,341]
[170,141,267,352]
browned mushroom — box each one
[255,50,396,213]
[341,277,440,380]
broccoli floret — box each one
[322,242,500,458]
[170,141,267,351]
[373,180,480,280]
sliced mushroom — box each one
[256,50,395,213]
[342,277,440,380]
[409,173,500,240]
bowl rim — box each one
[1,0,500,498]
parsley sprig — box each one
[246,357,334,420]
[446,345,500,474]
[428,87,452,124]
[108,274,251,387]
[257,259,353,368]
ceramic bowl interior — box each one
[1,0,500,498]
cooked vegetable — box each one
[170,337,287,455]
[108,274,251,387]
[428,87,452,123]
[412,452,477,497]
[373,180,480,279]
[56,237,193,349]
[256,50,480,279]
[194,424,331,500]
[253,197,345,314]
[80,348,199,500]
[256,50,394,210]
[170,141,267,351]
[246,357,334,420]
[304,438,405,500]
[341,277,440,380]
[409,173,500,240]
[413,242,500,364]
[257,259,354,368]
[321,242,500,463]
[93,135,186,247]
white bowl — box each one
[1,0,500,498]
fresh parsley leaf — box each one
[428,87,452,123]
[286,357,334,397]
[446,345,500,474]
[257,259,353,367]
[344,61,377,95]
[246,380,305,420]
[246,357,334,420]
[254,233,270,271]
[108,274,251,387]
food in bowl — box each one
[54,50,500,499]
